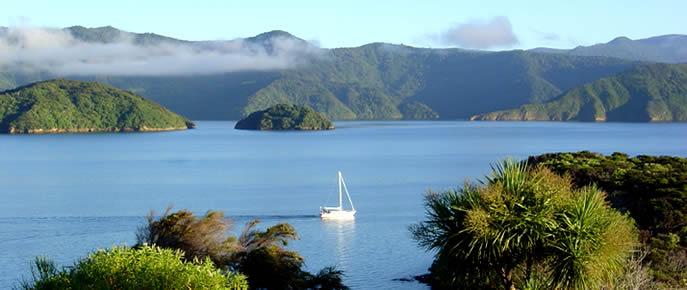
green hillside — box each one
[242,45,633,120]
[0,27,642,121]
[472,63,687,122]
[0,79,194,134]
[235,104,333,130]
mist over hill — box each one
[1,26,685,121]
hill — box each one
[235,104,333,130]
[241,45,633,120]
[471,63,687,122]
[0,79,194,133]
[65,25,188,45]
[531,34,687,63]
[0,26,667,121]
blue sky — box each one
[2,0,685,49]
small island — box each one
[0,79,194,134]
[235,104,334,131]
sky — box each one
[1,0,686,50]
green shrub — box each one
[20,245,247,290]
[138,209,348,290]
[529,151,687,287]
[411,159,637,289]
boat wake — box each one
[229,214,320,221]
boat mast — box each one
[340,174,356,211]
[338,171,343,209]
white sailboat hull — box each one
[320,209,356,220]
[320,171,357,220]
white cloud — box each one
[0,26,320,76]
[439,16,519,49]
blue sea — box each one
[1,121,686,289]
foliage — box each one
[235,103,334,130]
[138,209,348,290]
[411,159,637,289]
[474,63,687,121]
[2,28,637,121]
[244,45,632,121]
[136,209,238,265]
[0,79,193,133]
[19,245,248,290]
[530,151,687,287]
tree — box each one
[410,159,637,289]
[529,151,687,288]
[137,208,348,290]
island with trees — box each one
[0,79,194,134]
[235,104,334,131]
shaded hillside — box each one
[531,34,687,63]
[81,72,281,120]
[472,63,687,122]
[0,79,193,133]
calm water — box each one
[1,121,686,289]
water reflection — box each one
[321,219,356,270]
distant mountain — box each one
[4,26,686,121]
[239,45,633,120]
[472,63,687,122]
[65,25,187,45]
[99,43,629,121]
[0,79,193,134]
[243,30,309,54]
[531,35,687,63]
[63,26,308,52]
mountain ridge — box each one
[530,34,687,63]
[2,26,686,122]
[471,63,687,122]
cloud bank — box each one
[440,16,519,49]
[0,26,320,76]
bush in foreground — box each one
[20,245,247,290]
[529,151,687,288]
[137,209,348,290]
[411,160,637,289]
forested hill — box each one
[472,63,687,122]
[240,45,633,120]
[5,26,687,121]
[0,79,193,134]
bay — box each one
[1,121,686,289]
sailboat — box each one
[320,171,356,220]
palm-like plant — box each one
[411,159,637,289]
